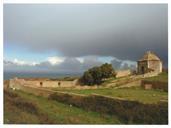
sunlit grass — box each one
[54,87,168,104]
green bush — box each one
[80,63,115,85]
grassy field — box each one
[4,89,121,124]
[53,87,168,104]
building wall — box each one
[148,60,162,73]
[9,78,25,90]
[9,78,78,88]
[138,60,162,74]
[25,80,77,88]
[116,70,131,78]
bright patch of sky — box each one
[47,56,65,65]
[4,43,62,63]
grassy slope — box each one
[4,100,40,124]
[4,89,121,124]
[52,73,168,104]
[144,72,168,83]
[54,87,167,104]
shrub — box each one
[100,63,115,78]
[80,71,94,85]
[80,63,115,85]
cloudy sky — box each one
[4,4,168,73]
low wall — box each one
[9,79,54,97]
[116,70,131,78]
[4,80,9,89]
[138,72,159,78]
[9,79,82,97]
[141,80,168,92]
[25,80,76,88]
[9,78,77,88]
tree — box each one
[80,63,116,85]
[80,71,94,85]
[89,67,103,85]
[100,63,114,79]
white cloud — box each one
[76,57,84,63]
[13,58,38,66]
[13,58,26,65]
[47,56,65,65]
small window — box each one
[58,82,61,86]
[40,82,43,87]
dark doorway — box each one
[141,66,145,74]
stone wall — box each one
[4,80,9,89]
[148,60,162,73]
[24,80,76,88]
[9,78,77,88]
[141,72,159,78]
[116,70,131,78]
[138,60,162,74]
[141,80,168,92]
[9,78,25,90]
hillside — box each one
[4,89,121,124]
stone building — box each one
[137,51,162,74]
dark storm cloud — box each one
[4,4,168,64]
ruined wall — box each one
[141,80,168,92]
[138,60,162,74]
[116,70,131,78]
[9,78,25,89]
[9,78,77,88]
[148,60,162,73]
[34,80,76,88]
[4,80,9,89]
